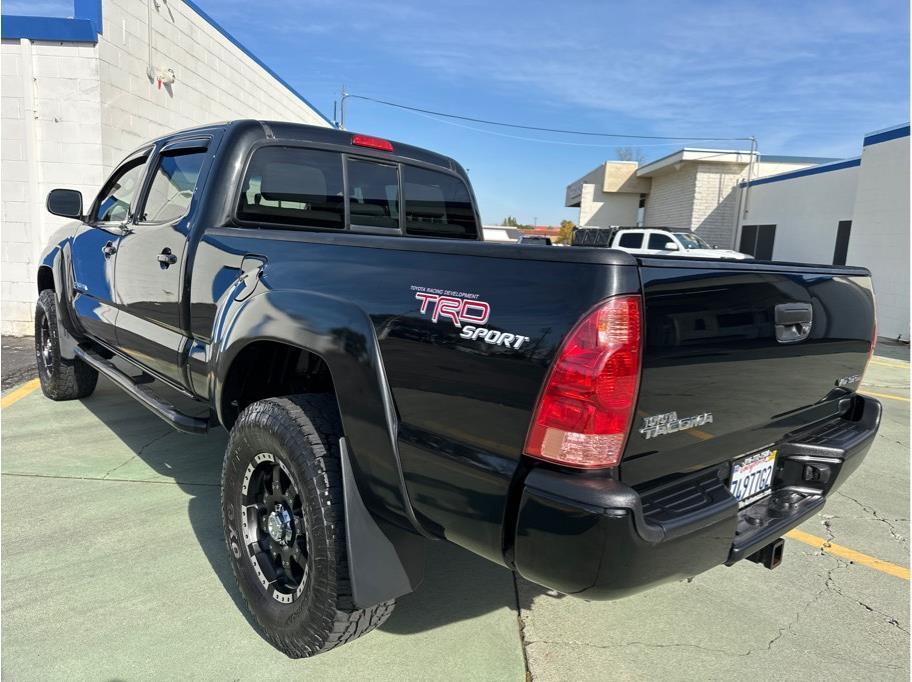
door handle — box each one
[774,303,813,344]
[157,248,177,268]
[102,242,116,258]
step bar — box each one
[75,346,209,434]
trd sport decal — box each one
[411,285,530,350]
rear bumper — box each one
[512,393,881,599]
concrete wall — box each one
[846,133,910,341]
[1,0,330,335]
[1,39,106,334]
[578,183,640,226]
[739,165,859,264]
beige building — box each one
[1,0,330,335]
[566,150,837,247]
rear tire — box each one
[34,289,98,400]
[221,394,394,658]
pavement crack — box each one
[1,471,217,487]
[836,491,908,545]
[524,638,751,657]
[101,429,173,480]
[511,575,533,681]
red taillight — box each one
[524,295,643,469]
[352,134,394,152]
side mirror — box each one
[47,189,83,219]
[664,242,680,251]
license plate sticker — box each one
[730,448,777,508]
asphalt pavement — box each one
[1,347,908,680]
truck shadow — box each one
[79,380,557,647]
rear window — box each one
[403,166,476,239]
[347,159,399,229]
[618,232,643,248]
[237,147,344,228]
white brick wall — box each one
[691,164,744,246]
[1,38,106,335]
[846,134,910,341]
[643,165,698,230]
[98,0,328,168]
[1,0,330,336]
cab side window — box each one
[140,149,207,223]
[617,232,644,248]
[648,233,674,250]
[92,157,148,224]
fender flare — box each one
[38,239,81,359]
[211,288,430,605]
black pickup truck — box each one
[37,120,880,658]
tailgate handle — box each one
[775,303,813,343]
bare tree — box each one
[615,146,646,165]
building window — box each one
[833,220,852,265]
[739,224,776,260]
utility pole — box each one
[338,85,349,130]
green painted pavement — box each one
[1,380,526,680]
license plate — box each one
[729,448,777,508]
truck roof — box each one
[147,119,458,172]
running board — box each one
[74,346,209,434]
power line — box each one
[342,93,755,142]
[400,105,694,149]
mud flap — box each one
[340,437,425,608]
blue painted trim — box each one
[1,0,101,42]
[74,0,102,35]
[183,0,333,126]
[743,158,861,188]
[759,154,840,164]
[0,15,97,42]
[863,124,910,147]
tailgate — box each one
[622,258,875,487]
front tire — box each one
[221,394,394,658]
[34,289,98,400]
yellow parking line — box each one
[0,379,41,409]
[861,390,910,403]
[870,358,909,369]
[786,528,910,580]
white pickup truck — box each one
[573,226,753,260]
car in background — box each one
[573,226,752,259]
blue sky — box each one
[6,0,910,224]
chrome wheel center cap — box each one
[267,506,293,544]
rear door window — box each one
[403,166,477,239]
[238,147,344,228]
[347,158,400,229]
[617,232,644,248]
[140,148,207,223]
